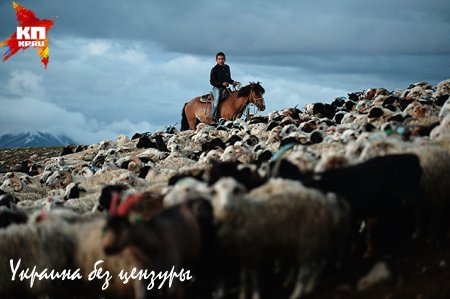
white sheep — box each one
[67,216,143,299]
[430,114,450,141]
[163,177,211,207]
[0,176,47,202]
[211,177,351,299]
[433,79,450,99]
[220,145,255,164]
[438,98,450,121]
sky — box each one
[0,0,449,144]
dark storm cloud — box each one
[1,0,448,82]
[0,0,448,143]
[1,0,449,56]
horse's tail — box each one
[180,102,190,131]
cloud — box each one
[6,70,44,97]
[0,95,160,144]
[2,0,449,56]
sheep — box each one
[117,134,130,145]
[103,193,206,299]
[438,98,450,121]
[317,154,427,251]
[409,145,450,243]
[16,167,148,214]
[44,170,74,188]
[166,133,200,159]
[207,160,266,190]
[164,177,211,207]
[96,187,165,220]
[0,207,28,228]
[199,147,224,164]
[69,216,143,299]
[430,114,450,141]
[0,176,47,202]
[403,85,433,101]
[0,177,22,193]
[0,221,81,298]
[58,168,145,191]
[95,184,130,212]
[25,210,145,299]
[136,132,169,152]
[72,165,95,179]
[220,145,255,164]
[63,182,87,200]
[273,152,429,254]
[137,148,169,162]
[211,177,351,299]
[17,159,43,176]
[433,79,450,99]
[314,153,350,172]
[403,101,440,126]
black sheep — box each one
[208,160,266,190]
[272,154,428,255]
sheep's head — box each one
[211,177,247,220]
[0,193,19,208]
[164,178,210,207]
[45,170,73,188]
[112,172,138,186]
[365,88,376,100]
[0,177,23,192]
[103,192,146,255]
[73,166,94,178]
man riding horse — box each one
[210,52,240,125]
[180,53,266,131]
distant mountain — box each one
[0,132,76,148]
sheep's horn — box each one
[10,177,23,192]
[128,161,138,172]
[59,170,73,188]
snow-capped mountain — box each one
[0,132,76,148]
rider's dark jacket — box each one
[210,64,235,88]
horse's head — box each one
[248,82,266,111]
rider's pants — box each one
[211,87,223,120]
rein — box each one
[230,88,262,119]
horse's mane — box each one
[237,82,265,97]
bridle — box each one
[228,85,265,117]
[227,84,264,119]
[249,89,264,110]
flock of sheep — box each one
[0,79,450,299]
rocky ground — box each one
[0,146,64,173]
[1,146,449,299]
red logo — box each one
[0,2,54,69]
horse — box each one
[180,82,266,130]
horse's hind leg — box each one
[187,115,198,130]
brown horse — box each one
[181,82,266,130]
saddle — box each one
[199,93,213,103]
[199,89,229,103]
